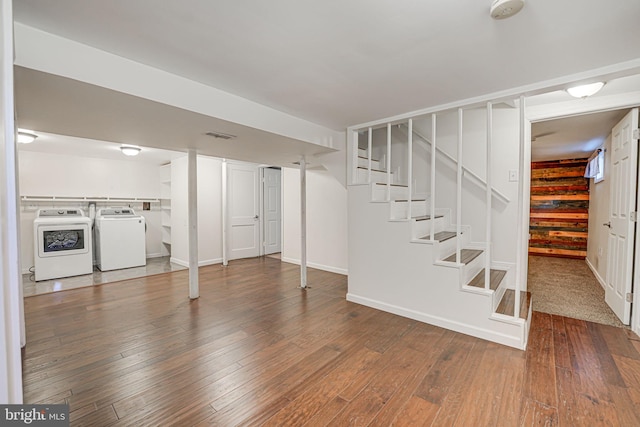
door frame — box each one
[258,166,283,256]
[525,92,640,335]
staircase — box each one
[347,145,532,350]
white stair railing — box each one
[367,127,373,183]
[430,113,436,241]
[485,103,493,290]
[456,109,463,264]
[399,124,510,204]
[407,119,413,220]
[386,123,392,201]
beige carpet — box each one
[527,256,625,328]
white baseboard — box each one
[146,253,164,259]
[346,292,524,350]
[170,257,223,268]
[281,256,348,276]
[586,257,606,290]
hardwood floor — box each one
[22,257,640,426]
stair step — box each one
[443,249,483,264]
[414,214,444,221]
[357,166,386,173]
[419,231,457,242]
[495,289,531,319]
[467,269,506,290]
[358,155,380,162]
[375,182,407,187]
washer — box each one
[95,207,146,271]
[33,208,93,281]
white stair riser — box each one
[462,252,485,287]
[357,168,391,183]
[357,157,382,170]
[390,200,430,219]
[358,148,368,157]
[412,216,448,238]
[371,185,408,202]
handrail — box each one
[398,124,510,204]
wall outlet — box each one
[598,247,604,256]
[509,170,518,182]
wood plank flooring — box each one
[22,257,640,426]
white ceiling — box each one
[12,0,640,163]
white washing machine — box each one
[33,208,93,281]
[95,207,146,271]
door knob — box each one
[254,215,259,220]
[603,222,611,228]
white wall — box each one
[18,150,165,273]
[170,155,223,266]
[282,167,348,275]
[586,135,611,285]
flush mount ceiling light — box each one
[490,0,525,19]
[17,129,38,144]
[120,145,141,156]
[566,82,605,98]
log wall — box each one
[529,158,589,259]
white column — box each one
[221,159,228,266]
[515,96,526,317]
[188,149,199,299]
[300,157,307,288]
[0,0,23,403]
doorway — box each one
[528,107,637,328]
[260,167,282,257]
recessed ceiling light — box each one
[120,145,141,156]
[566,82,605,98]
[17,129,37,144]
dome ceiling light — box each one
[490,0,525,19]
[566,82,606,98]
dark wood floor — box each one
[22,257,640,426]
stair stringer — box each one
[347,184,527,349]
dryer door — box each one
[37,223,90,258]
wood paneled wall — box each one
[529,159,589,259]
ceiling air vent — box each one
[205,131,236,140]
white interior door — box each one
[263,167,282,255]
[228,162,260,260]
[606,108,639,324]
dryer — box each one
[95,207,146,271]
[33,208,93,281]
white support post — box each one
[430,114,436,241]
[188,149,199,299]
[367,127,372,183]
[386,123,392,201]
[300,156,307,289]
[407,119,413,220]
[456,109,463,264]
[0,0,24,402]
[514,96,526,318]
[222,159,228,267]
[485,103,493,290]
